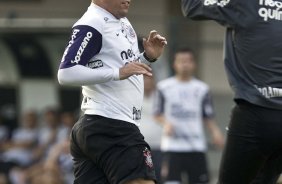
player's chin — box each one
[119,9,129,18]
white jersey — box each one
[154,77,215,152]
[60,4,144,125]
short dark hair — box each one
[173,47,196,62]
[174,47,195,56]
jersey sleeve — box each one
[60,25,102,69]
[202,90,215,119]
[181,0,242,27]
[153,88,166,115]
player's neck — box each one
[176,75,193,82]
[92,1,120,19]
[144,90,153,98]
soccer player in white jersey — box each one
[154,48,224,184]
[57,0,167,184]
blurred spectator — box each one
[1,110,38,166]
[0,174,7,184]
[24,135,73,184]
[43,111,75,184]
[57,112,76,143]
[44,139,73,184]
[0,110,38,183]
[139,75,163,181]
[0,115,8,149]
[34,108,62,160]
[0,108,77,184]
[20,110,76,184]
[154,48,224,184]
[0,104,18,136]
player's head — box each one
[93,0,131,19]
[173,47,196,78]
[43,108,59,128]
[22,110,38,129]
[60,112,75,128]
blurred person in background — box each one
[0,115,8,151]
[139,75,163,182]
[154,48,224,184]
[34,108,62,160]
[57,111,76,143]
[0,110,38,184]
[57,0,167,183]
[19,108,62,184]
[25,139,72,184]
[0,175,7,184]
[182,0,282,183]
[22,111,77,184]
[44,138,73,184]
[46,111,76,184]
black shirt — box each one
[182,0,282,110]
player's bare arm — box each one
[204,118,225,149]
[154,115,174,136]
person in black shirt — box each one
[182,0,282,183]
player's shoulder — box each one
[73,4,106,33]
[121,17,131,25]
[157,77,177,90]
[191,78,210,91]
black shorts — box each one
[162,152,209,184]
[218,100,282,184]
[70,115,157,184]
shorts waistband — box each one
[235,99,277,110]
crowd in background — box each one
[0,108,77,184]
[0,74,222,184]
[0,77,164,184]
[0,81,163,184]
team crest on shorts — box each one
[143,147,153,168]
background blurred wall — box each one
[0,0,89,18]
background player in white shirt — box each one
[154,48,224,184]
[57,0,167,184]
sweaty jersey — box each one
[60,3,144,125]
[182,0,282,110]
[154,77,215,152]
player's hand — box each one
[119,61,152,80]
[143,30,167,60]
[164,122,174,136]
[212,131,225,149]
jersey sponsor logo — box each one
[120,49,135,60]
[61,29,80,63]
[203,0,230,7]
[143,147,153,168]
[171,104,197,119]
[133,107,141,121]
[71,32,93,64]
[174,132,201,141]
[259,0,282,21]
[255,85,282,98]
[124,60,142,67]
[86,60,103,69]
